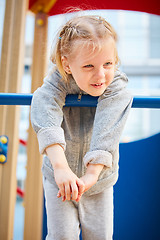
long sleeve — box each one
[83,71,133,168]
[30,70,67,154]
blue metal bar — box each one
[0,93,33,105]
[0,93,160,108]
[132,96,160,108]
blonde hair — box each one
[50,14,120,81]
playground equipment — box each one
[1,96,160,240]
[0,136,8,164]
[0,0,160,239]
[114,133,160,240]
[1,93,160,108]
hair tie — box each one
[59,36,61,39]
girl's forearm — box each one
[80,164,104,193]
[45,144,69,170]
[86,163,104,177]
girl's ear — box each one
[61,56,72,74]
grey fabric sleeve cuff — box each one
[83,150,112,168]
[37,126,66,154]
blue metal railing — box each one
[0,93,160,108]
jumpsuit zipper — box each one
[78,91,82,101]
[77,92,84,178]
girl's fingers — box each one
[65,183,71,201]
[58,179,85,202]
[57,190,61,198]
[70,182,78,200]
[76,193,82,202]
[58,184,65,201]
[77,179,85,195]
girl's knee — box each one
[46,225,80,240]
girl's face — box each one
[61,37,116,96]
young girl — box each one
[31,13,132,240]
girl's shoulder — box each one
[45,67,65,86]
[113,70,128,83]
[46,67,81,95]
[109,70,129,90]
[100,70,130,100]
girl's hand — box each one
[45,144,85,202]
[54,166,85,202]
[80,164,104,194]
[80,172,98,193]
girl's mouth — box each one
[91,83,104,88]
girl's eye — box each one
[83,64,93,68]
[104,62,112,66]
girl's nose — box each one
[94,67,105,79]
